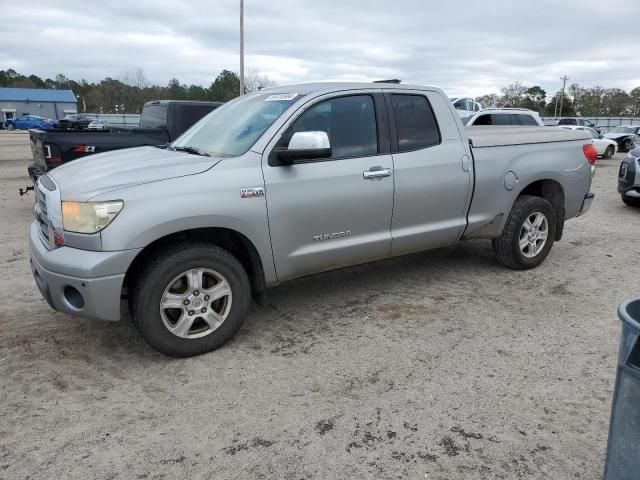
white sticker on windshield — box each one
[264,93,298,102]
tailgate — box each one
[29,129,49,170]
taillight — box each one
[44,144,62,166]
[583,144,598,166]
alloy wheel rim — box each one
[519,212,548,258]
[159,268,232,339]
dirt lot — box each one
[0,130,638,479]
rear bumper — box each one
[576,192,594,217]
[29,222,141,321]
[622,189,640,199]
[28,163,45,185]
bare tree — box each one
[120,68,148,89]
[243,68,277,93]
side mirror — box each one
[275,131,331,164]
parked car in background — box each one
[28,100,223,183]
[29,82,595,356]
[558,118,601,132]
[5,115,54,131]
[462,108,543,126]
[56,114,93,130]
[604,125,640,152]
[558,125,617,159]
[450,97,482,117]
[618,146,640,206]
[87,120,108,130]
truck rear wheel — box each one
[492,195,556,270]
[131,242,251,357]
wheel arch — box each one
[123,227,267,305]
[516,179,565,241]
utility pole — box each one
[558,75,569,118]
[239,0,244,96]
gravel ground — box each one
[0,130,638,479]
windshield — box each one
[609,126,635,134]
[173,93,304,157]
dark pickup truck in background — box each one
[27,100,222,183]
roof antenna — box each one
[373,79,401,84]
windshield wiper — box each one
[172,146,211,157]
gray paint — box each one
[30,82,594,322]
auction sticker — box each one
[264,93,298,101]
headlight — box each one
[62,201,124,233]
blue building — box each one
[0,87,78,123]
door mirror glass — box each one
[276,131,332,164]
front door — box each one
[385,90,472,255]
[262,92,394,282]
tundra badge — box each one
[313,230,351,241]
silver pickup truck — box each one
[29,83,595,357]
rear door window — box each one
[492,114,512,125]
[391,94,440,151]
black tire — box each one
[492,195,557,270]
[622,194,640,207]
[7,123,15,131]
[603,146,614,159]
[130,242,251,357]
[623,139,634,152]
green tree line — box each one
[476,82,640,117]
[0,68,275,114]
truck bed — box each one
[467,126,590,148]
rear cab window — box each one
[390,94,440,151]
[141,104,168,129]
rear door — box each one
[262,91,394,281]
[385,89,472,255]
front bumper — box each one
[618,155,639,195]
[576,192,595,217]
[29,222,141,321]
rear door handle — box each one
[363,167,392,180]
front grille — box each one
[35,186,50,245]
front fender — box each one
[96,152,277,284]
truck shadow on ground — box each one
[18,239,501,360]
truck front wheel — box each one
[131,242,251,357]
[492,195,556,270]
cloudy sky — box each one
[2,0,640,97]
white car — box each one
[450,97,482,117]
[558,125,617,159]
[462,108,544,127]
[87,120,108,130]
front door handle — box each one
[363,167,392,180]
